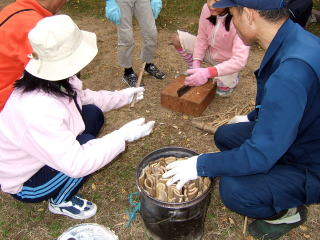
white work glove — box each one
[118,117,155,142]
[162,156,198,190]
[228,115,249,124]
[120,87,144,105]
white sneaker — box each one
[48,195,97,220]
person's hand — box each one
[120,87,144,105]
[150,0,162,19]
[118,118,155,142]
[185,67,217,86]
[228,115,249,124]
[162,156,198,190]
[105,0,121,24]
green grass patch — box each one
[48,222,63,238]
[0,220,10,239]
[64,0,105,18]
[63,0,202,32]
[156,0,203,31]
[314,0,320,10]
[307,22,320,36]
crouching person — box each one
[0,15,155,220]
[163,0,320,239]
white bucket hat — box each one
[25,15,98,81]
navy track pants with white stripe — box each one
[12,104,104,204]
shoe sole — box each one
[144,71,165,80]
[48,203,97,220]
[216,89,235,98]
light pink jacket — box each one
[193,4,250,76]
[0,76,131,194]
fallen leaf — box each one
[183,115,189,120]
[91,183,97,190]
[37,208,45,212]
[303,234,310,238]
[228,217,235,224]
[299,225,307,231]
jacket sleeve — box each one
[197,60,314,177]
[19,98,126,178]
[70,76,130,112]
[215,34,250,76]
[193,4,210,61]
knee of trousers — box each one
[143,28,157,42]
[214,125,229,150]
[83,104,104,126]
[219,176,250,213]
[118,33,134,47]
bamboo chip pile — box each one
[139,157,211,203]
[191,101,255,134]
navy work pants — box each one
[214,122,308,219]
[12,105,104,204]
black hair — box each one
[14,71,75,100]
[235,6,289,23]
[257,8,289,22]
[206,9,233,32]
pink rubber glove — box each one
[185,67,218,86]
[192,60,201,69]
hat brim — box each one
[25,30,98,81]
[213,0,237,9]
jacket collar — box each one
[258,18,293,76]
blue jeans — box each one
[214,122,308,219]
[13,104,104,204]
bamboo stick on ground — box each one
[243,216,248,235]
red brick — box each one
[161,75,215,117]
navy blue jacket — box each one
[198,19,320,202]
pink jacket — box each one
[193,4,250,76]
[0,76,131,194]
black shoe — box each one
[122,73,138,87]
[145,63,165,79]
[248,206,307,240]
[122,73,145,87]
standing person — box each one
[171,0,250,97]
[105,0,165,87]
[287,0,313,28]
[0,15,155,220]
[163,0,320,239]
[0,0,68,111]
